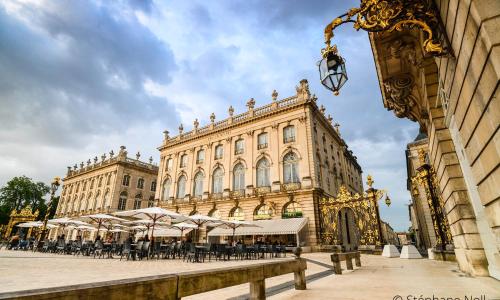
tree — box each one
[0,176,50,224]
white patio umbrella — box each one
[169,222,198,239]
[218,220,261,243]
[48,217,81,238]
[109,228,128,233]
[114,207,185,241]
[17,221,57,229]
[77,214,127,233]
[184,214,223,242]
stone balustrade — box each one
[0,258,307,300]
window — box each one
[76,183,80,193]
[283,125,295,143]
[208,208,221,219]
[282,201,302,218]
[133,194,142,209]
[118,192,127,210]
[148,196,155,208]
[233,163,245,191]
[234,139,244,155]
[283,152,300,183]
[82,181,87,191]
[81,194,88,212]
[257,133,268,149]
[254,204,273,220]
[256,158,270,187]
[137,178,144,189]
[214,145,223,160]
[106,174,111,185]
[122,174,130,186]
[94,191,101,210]
[90,179,95,190]
[78,194,85,211]
[212,167,224,194]
[176,175,186,199]
[229,207,245,221]
[196,150,205,164]
[166,158,173,171]
[98,177,103,187]
[180,154,188,168]
[103,191,110,209]
[162,178,171,201]
[150,180,157,192]
[193,172,204,198]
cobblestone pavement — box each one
[0,250,498,300]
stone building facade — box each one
[156,80,363,248]
[55,146,159,220]
[369,0,499,278]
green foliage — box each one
[0,176,51,224]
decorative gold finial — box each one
[366,175,374,188]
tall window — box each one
[166,158,173,171]
[122,174,130,186]
[257,133,268,149]
[81,195,88,212]
[193,172,204,198]
[235,139,244,154]
[103,191,110,209]
[148,196,155,208]
[94,191,101,210]
[214,145,223,160]
[162,178,171,201]
[283,125,295,143]
[106,174,112,185]
[76,183,80,193]
[90,179,95,190]
[118,192,127,211]
[150,180,157,192]
[283,152,300,183]
[78,195,84,211]
[133,194,142,209]
[176,175,186,199]
[85,193,92,211]
[256,158,270,187]
[233,163,245,191]
[82,182,87,191]
[98,177,103,187]
[137,178,144,189]
[180,154,188,168]
[196,150,205,164]
[212,167,224,194]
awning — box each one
[137,228,193,237]
[208,218,308,237]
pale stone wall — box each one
[435,0,500,279]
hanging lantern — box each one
[318,44,348,95]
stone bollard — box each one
[345,255,354,270]
[354,253,361,267]
[331,254,342,274]
[294,269,306,290]
[249,279,266,300]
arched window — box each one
[283,152,300,183]
[176,175,186,199]
[137,178,144,189]
[283,125,295,143]
[208,208,221,219]
[150,180,157,192]
[212,167,224,194]
[193,171,204,198]
[148,196,155,208]
[118,192,127,211]
[162,178,171,201]
[133,194,142,209]
[282,201,302,218]
[229,207,245,221]
[103,191,110,209]
[233,163,245,192]
[256,158,270,187]
[94,191,101,211]
[196,150,205,164]
[254,203,273,220]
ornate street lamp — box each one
[38,176,61,247]
[319,0,449,95]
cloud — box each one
[0,0,418,230]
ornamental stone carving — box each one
[383,73,419,122]
[296,79,310,100]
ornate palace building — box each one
[156,79,363,248]
[55,146,158,220]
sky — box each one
[0,0,419,231]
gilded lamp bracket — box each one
[323,0,450,57]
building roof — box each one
[207,217,308,236]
